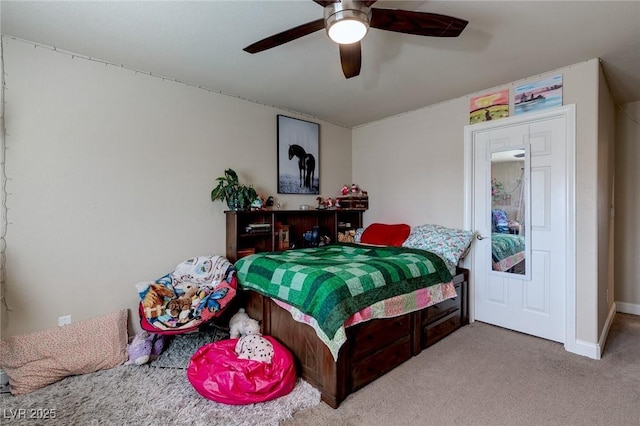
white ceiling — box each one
[2,1,639,128]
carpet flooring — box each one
[285,313,640,426]
[150,328,228,369]
[2,315,637,425]
[0,329,320,425]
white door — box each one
[468,111,572,343]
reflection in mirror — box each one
[491,149,526,274]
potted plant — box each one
[210,168,257,211]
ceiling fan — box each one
[243,0,468,79]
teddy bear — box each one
[166,282,198,321]
[228,308,261,338]
[125,331,167,365]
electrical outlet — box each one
[58,315,72,326]
[0,369,9,386]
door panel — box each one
[530,167,550,229]
[487,276,508,305]
[525,250,550,313]
[472,116,566,343]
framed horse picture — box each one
[277,115,319,194]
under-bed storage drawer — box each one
[420,280,466,349]
[348,315,411,361]
[423,311,462,348]
[350,335,412,391]
[424,282,462,323]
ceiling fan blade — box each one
[243,19,325,54]
[339,42,361,79]
[370,8,468,37]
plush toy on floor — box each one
[228,308,260,338]
[228,308,274,363]
[126,331,167,365]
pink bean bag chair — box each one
[187,336,296,405]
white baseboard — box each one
[568,338,600,359]
[616,301,640,315]
[566,303,617,360]
[598,303,618,357]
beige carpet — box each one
[285,313,640,426]
[0,329,321,426]
[0,366,320,425]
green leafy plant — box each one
[210,168,257,210]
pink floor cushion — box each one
[187,336,296,405]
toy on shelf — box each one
[336,183,369,210]
[315,196,336,210]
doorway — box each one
[464,105,576,348]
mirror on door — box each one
[490,149,526,274]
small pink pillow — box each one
[0,309,128,395]
[360,223,411,247]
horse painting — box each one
[288,144,316,190]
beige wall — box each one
[353,99,469,227]
[1,38,352,337]
[353,59,610,345]
[597,64,616,336]
[615,101,640,315]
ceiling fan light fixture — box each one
[324,1,371,45]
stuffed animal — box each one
[235,334,274,363]
[338,229,356,243]
[140,283,175,319]
[228,308,260,339]
[125,332,167,365]
[166,282,198,321]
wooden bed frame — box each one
[244,267,469,408]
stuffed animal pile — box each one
[165,282,198,321]
[136,255,236,331]
[228,308,274,364]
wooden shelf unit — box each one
[225,209,365,262]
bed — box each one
[491,232,526,272]
[234,223,473,407]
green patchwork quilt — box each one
[235,244,453,340]
[491,233,525,262]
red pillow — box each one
[360,223,411,247]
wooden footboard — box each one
[244,268,469,408]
